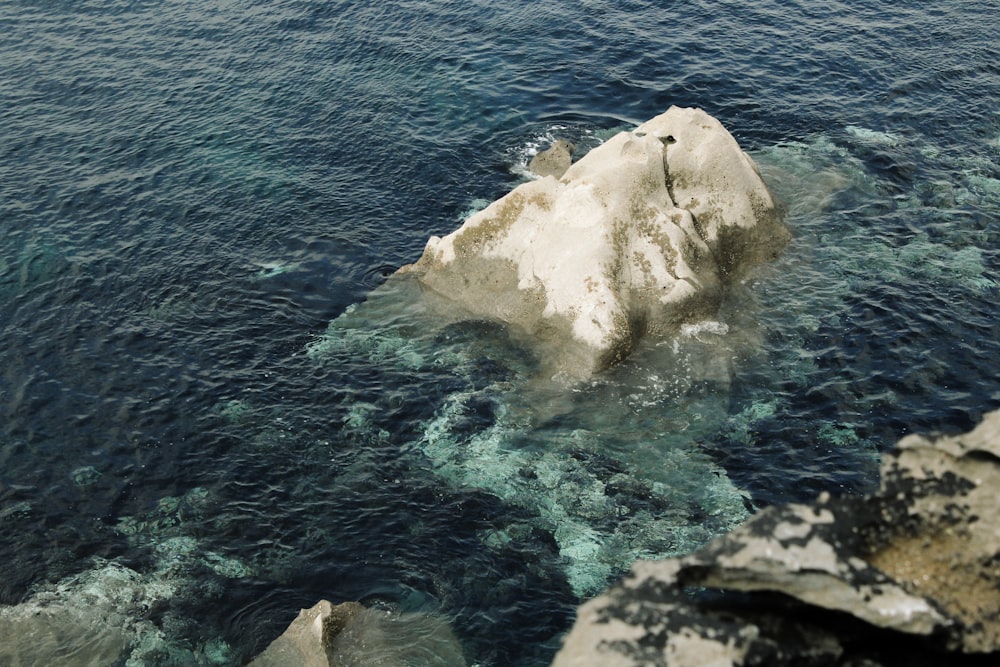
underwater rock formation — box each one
[551,408,1000,666]
[0,557,237,666]
[250,600,467,667]
[0,566,133,666]
[400,106,788,380]
[529,139,576,178]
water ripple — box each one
[1,0,998,665]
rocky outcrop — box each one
[400,107,788,380]
[529,139,576,178]
[551,409,1000,666]
[249,600,467,667]
[249,601,360,667]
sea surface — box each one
[1,0,998,665]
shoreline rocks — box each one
[399,107,789,380]
[551,408,1000,666]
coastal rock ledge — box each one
[552,408,1000,666]
[400,106,789,379]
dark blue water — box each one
[1,1,998,664]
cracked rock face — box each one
[399,107,788,380]
[551,409,1000,666]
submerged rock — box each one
[551,409,1000,666]
[529,139,576,178]
[0,559,234,666]
[0,585,130,666]
[400,106,788,380]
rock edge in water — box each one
[249,600,467,667]
[399,106,789,380]
[551,408,1000,666]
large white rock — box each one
[400,107,788,379]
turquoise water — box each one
[1,1,998,664]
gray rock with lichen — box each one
[551,408,1000,666]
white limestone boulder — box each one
[400,107,788,379]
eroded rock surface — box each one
[400,107,788,380]
[552,409,1000,666]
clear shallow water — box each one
[1,0,998,664]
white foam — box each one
[680,320,729,338]
[846,125,902,146]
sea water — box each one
[1,1,998,664]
